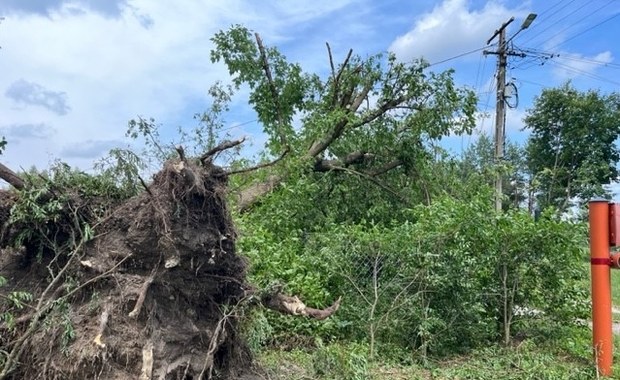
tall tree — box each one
[524,83,620,212]
[209,26,477,213]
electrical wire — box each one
[556,54,620,69]
[547,10,620,51]
[514,78,548,88]
[520,47,620,70]
[549,60,620,86]
[516,0,577,42]
[530,0,616,50]
[427,46,487,67]
[518,1,589,46]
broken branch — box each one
[129,271,156,319]
[365,159,403,177]
[93,300,112,348]
[200,138,245,163]
[255,32,287,146]
[226,148,289,176]
[331,166,410,205]
[314,151,373,172]
[0,163,25,190]
[263,293,342,320]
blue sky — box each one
[0,0,619,173]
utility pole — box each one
[484,14,536,212]
[485,17,513,212]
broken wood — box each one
[129,272,156,319]
[226,147,289,176]
[0,163,25,190]
[140,341,154,380]
[263,294,342,320]
[93,301,111,348]
[200,138,245,163]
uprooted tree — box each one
[0,148,340,380]
[0,25,477,379]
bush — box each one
[312,342,370,380]
[239,191,589,360]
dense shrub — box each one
[240,192,589,359]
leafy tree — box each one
[211,25,477,212]
[524,83,620,212]
[460,134,528,211]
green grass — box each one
[254,264,620,379]
[612,266,620,307]
[582,261,620,319]
[255,325,608,380]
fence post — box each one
[589,199,613,376]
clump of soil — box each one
[0,158,255,379]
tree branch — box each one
[0,163,25,190]
[255,32,287,146]
[326,42,336,80]
[200,138,245,163]
[226,148,289,176]
[263,293,342,320]
[330,166,410,205]
[365,159,403,177]
[350,82,373,113]
[314,151,374,172]
[237,174,282,212]
[331,48,354,108]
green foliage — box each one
[0,282,32,331]
[211,24,477,189]
[460,134,529,211]
[241,308,275,353]
[430,340,595,379]
[211,25,312,153]
[525,82,620,212]
[241,187,589,357]
[256,336,598,380]
[312,342,370,380]
[8,162,132,253]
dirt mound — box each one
[0,159,254,379]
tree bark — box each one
[0,163,25,190]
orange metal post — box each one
[589,199,613,376]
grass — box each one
[582,261,620,320]
[256,333,602,379]
[253,263,620,379]
[612,265,620,307]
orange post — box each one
[589,199,613,376]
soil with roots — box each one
[0,158,261,379]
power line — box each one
[427,46,487,67]
[549,60,620,86]
[518,1,589,46]
[522,47,620,69]
[537,0,576,18]
[556,54,620,69]
[548,10,620,51]
[531,0,616,50]
[514,78,548,88]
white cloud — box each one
[5,79,70,115]
[551,51,614,81]
[0,0,362,168]
[0,0,363,172]
[389,0,527,63]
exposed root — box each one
[93,300,111,348]
[128,271,155,319]
[140,340,154,380]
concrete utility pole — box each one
[484,14,536,212]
